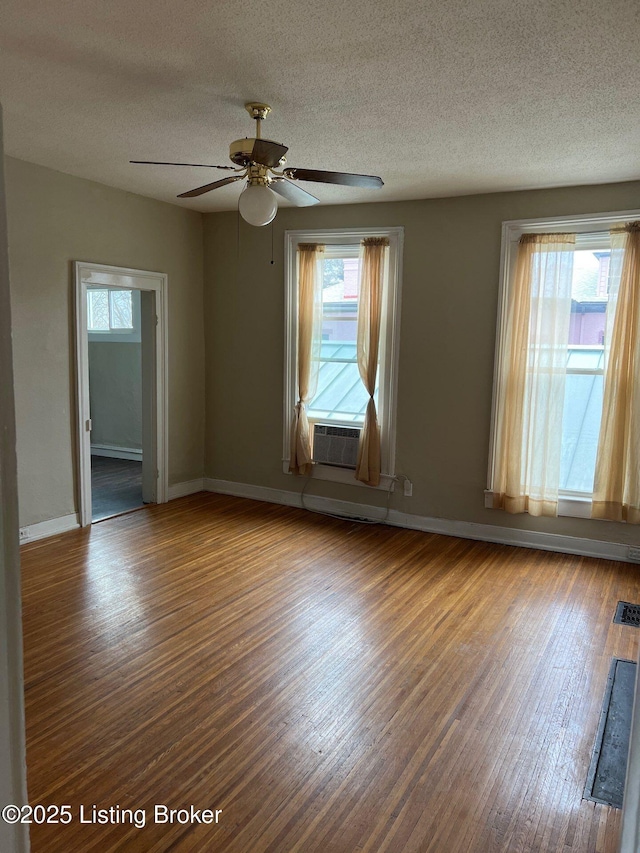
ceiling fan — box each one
[131,102,384,226]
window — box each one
[488,209,640,518]
[308,247,369,425]
[560,239,610,495]
[87,288,134,331]
[87,288,141,343]
[284,227,403,487]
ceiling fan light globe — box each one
[238,184,278,227]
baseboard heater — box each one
[312,424,361,469]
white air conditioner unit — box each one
[312,424,361,469]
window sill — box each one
[558,495,593,518]
[283,460,395,491]
[484,490,594,519]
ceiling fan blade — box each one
[177,175,244,198]
[283,168,383,189]
[251,139,288,168]
[131,160,236,171]
[270,179,319,207]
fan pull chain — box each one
[271,221,274,265]
[236,202,241,284]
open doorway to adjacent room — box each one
[74,263,168,526]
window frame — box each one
[486,208,640,519]
[284,227,403,489]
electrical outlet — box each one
[19,527,29,542]
[628,546,640,563]
[403,479,413,497]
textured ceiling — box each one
[1,0,639,212]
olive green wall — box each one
[6,150,639,548]
[203,181,640,547]
[5,157,204,527]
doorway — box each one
[74,263,168,526]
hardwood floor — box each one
[20,493,640,852]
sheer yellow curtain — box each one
[592,223,640,523]
[355,237,389,486]
[289,243,324,476]
[492,233,575,516]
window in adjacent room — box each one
[284,227,403,487]
[87,287,134,332]
[87,287,141,343]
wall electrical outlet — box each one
[403,479,413,497]
[628,546,640,563]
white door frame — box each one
[74,262,168,527]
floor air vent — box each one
[614,601,640,627]
[584,657,636,808]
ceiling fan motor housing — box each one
[229,138,286,167]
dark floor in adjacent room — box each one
[91,455,144,521]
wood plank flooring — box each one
[20,493,640,852]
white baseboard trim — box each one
[18,481,635,561]
[91,444,143,462]
[204,478,306,509]
[204,478,634,564]
[167,479,205,500]
[387,510,632,562]
[19,513,80,544]
[18,480,204,542]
